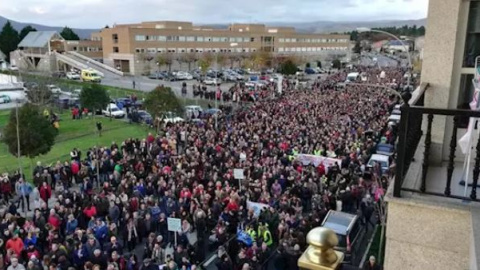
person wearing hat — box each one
[140,258,158,270]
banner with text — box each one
[296,154,341,168]
[247,200,270,217]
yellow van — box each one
[81,69,102,83]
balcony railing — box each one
[394,84,480,201]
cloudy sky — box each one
[0,0,428,28]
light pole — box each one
[15,99,22,175]
[357,27,412,90]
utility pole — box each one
[15,100,22,175]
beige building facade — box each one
[385,1,480,270]
[91,21,350,74]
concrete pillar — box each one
[420,0,466,163]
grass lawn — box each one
[0,110,9,128]
[0,113,152,178]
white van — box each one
[102,103,125,118]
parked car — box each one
[203,108,222,116]
[66,72,80,80]
[0,94,12,104]
[185,105,203,118]
[102,103,125,118]
[367,154,391,175]
[52,71,66,78]
[131,110,153,125]
[148,72,165,80]
[305,68,316,74]
[116,97,133,109]
[162,111,184,125]
[176,71,193,80]
[47,85,62,95]
[321,211,366,265]
[203,78,222,85]
[376,143,395,156]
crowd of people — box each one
[0,65,407,270]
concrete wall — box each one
[385,199,472,270]
[420,0,470,163]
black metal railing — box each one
[394,83,428,191]
[394,100,480,201]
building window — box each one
[212,37,220,42]
[179,36,186,42]
[186,36,195,42]
[135,35,146,41]
[250,37,255,42]
[205,37,212,42]
[229,37,236,42]
[197,36,204,42]
[464,1,480,67]
[157,36,166,41]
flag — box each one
[458,79,480,154]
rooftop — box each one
[18,31,64,48]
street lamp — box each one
[356,27,412,90]
[15,99,22,176]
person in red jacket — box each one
[39,181,52,207]
[0,176,12,201]
[48,209,62,230]
[5,233,24,257]
[83,203,97,219]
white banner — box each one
[246,200,269,217]
[296,154,341,168]
[234,169,245,180]
[167,218,182,232]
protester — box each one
[0,65,407,270]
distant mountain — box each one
[0,16,98,39]
[0,15,426,40]
[202,19,427,34]
[265,19,426,34]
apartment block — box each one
[90,21,350,74]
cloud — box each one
[0,0,429,28]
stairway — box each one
[66,51,124,77]
[54,52,89,70]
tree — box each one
[156,53,174,72]
[305,62,311,68]
[332,59,342,69]
[60,26,80,40]
[278,59,297,75]
[80,84,110,116]
[353,40,362,54]
[181,52,198,71]
[317,61,322,68]
[2,103,58,159]
[26,78,55,106]
[19,25,37,41]
[0,21,20,62]
[144,86,183,120]
[198,52,213,74]
[215,54,227,69]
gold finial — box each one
[298,227,344,270]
